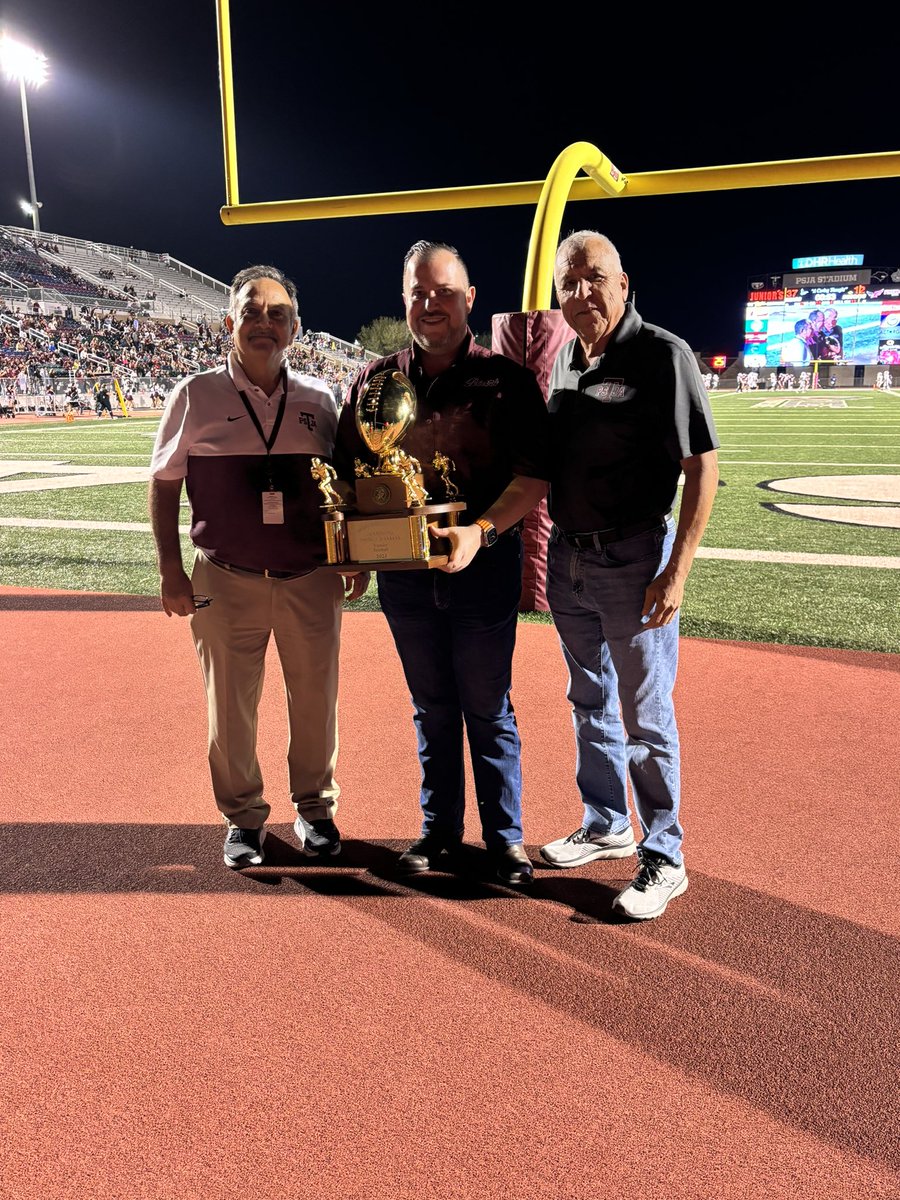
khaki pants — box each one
[190,551,342,828]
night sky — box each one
[2,1,898,354]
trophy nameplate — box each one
[312,370,465,570]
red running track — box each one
[2,587,899,1199]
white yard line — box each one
[694,547,900,569]
[0,517,187,533]
[0,517,896,569]
[714,421,900,426]
[719,461,900,467]
[0,453,151,459]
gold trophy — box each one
[314,369,464,568]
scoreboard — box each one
[743,267,900,368]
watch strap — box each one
[474,518,498,548]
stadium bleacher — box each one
[0,225,227,319]
[0,225,372,413]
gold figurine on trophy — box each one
[310,457,347,564]
[432,451,461,500]
[311,457,344,510]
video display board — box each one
[743,269,900,368]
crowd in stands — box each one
[0,298,370,415]
[2,230,207,313]
[0,230,113,301]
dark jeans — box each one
[377,534,524,849]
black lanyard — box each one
[235,367,288,490]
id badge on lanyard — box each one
[236,368,288,525]
[262,490,284,524]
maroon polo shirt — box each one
[336,332,548,520]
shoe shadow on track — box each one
[245,836,536,902]
[528,865,632,923]
[4,821,900,1171]
[1,823,550,902]
[0,821,660,918]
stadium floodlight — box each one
[0,35,48,234]
[0,35,48,85]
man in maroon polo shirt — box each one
[149,264,366,869]
[337,240,550,885]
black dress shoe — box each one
[493,842,534,886]
[397,833,461,874]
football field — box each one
[0,389,897,652]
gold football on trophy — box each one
[356,370,416,460]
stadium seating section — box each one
[0,225,370,413]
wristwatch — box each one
[474,518,498,548]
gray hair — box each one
[229,265,299,321]
[555,231,623,277]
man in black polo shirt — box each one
[338,240,549,885]
[539,231,719,920]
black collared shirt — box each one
[547,304,719,532]
[336,331,549,521]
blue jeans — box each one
[546,520,684,866]
[378,534,524,849]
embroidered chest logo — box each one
[464,377,500,388]
[585,379,628,402]
[298,412,318,430]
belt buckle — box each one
[590,526,616,548]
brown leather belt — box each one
[561,514,669,551]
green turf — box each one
[0,527,159,594]
[0,483,152,522]
[0,482,151,520]
[0,395,897,653]
[682,559,899,653]
[703,464,897,558]
[0,417,160,464]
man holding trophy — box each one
[336,241,549,885]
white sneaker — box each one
[612,853,687,920]
[540,825,637,868]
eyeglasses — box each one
[192,595,213,609]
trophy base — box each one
[319,556,450,572]
[320,502,465,570]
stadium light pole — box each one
[0,35,48,234]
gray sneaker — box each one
[540,825,636,868]
[223,825,266,868]
[612,852,688,920]
[294,814,341,857]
